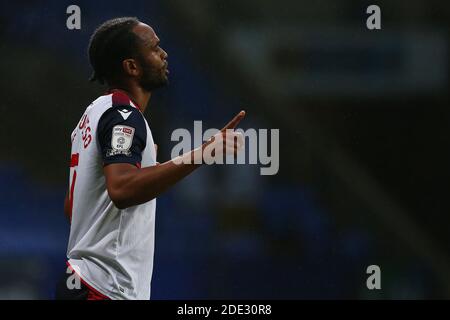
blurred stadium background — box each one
[0,0,449,299]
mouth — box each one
[163,62,169,75]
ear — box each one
[122,58,139,78]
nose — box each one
[161,48,168,60]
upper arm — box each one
[103,162,138,193]
[97,105,147,168]
[97,105,147,206]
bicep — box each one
[103,163,139,196]
[97,105,147,168]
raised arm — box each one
[104,111,245,209]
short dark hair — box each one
[88,17,141,84]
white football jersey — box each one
[66,90,157,300]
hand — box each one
[174,110,246,165]
[202,111,245,162]
[221,110,246,132]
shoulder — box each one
[86,91,142,123]
[98,104,145,130]
[96,94,146,144]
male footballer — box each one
[55,17,245,300]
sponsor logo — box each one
[106,125,135,157]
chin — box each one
[157,74,169,87]
[141,78,168,91]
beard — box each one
[139,57,168,91]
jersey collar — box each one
[106,89,142,112]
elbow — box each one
[107,184,158,209]
[113,200,128,210]
[108,187,132,210]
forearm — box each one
[106,110,246,209]
[107,149,201,209]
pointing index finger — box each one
[222,110,246,131]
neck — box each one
[108,85,151,113]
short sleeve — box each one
[97,105,147,167]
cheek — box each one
[150,52,164,67]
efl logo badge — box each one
[107,125,135,156]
